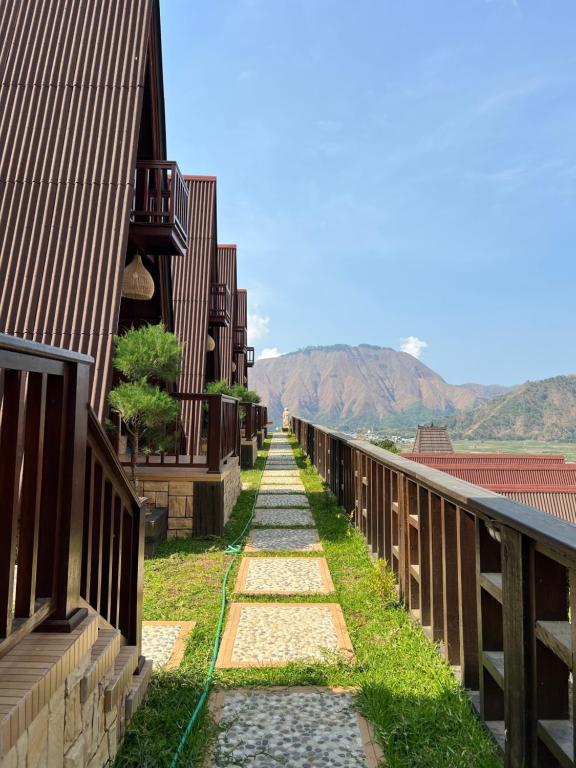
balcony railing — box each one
[255,404,268,433]
[246,346,255,367]
[0,334,143,660]
[293,416,576,766]
[209,282,232,327]
[119,393,240,474]
[82,410,143,648]
[130,160,190,256]
[241,402,257,441]
[233,326,247,353]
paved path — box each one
[211,432,382,767]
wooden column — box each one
[501,526,531,767]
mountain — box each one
[250,344,507,430]
[448,375,576,440]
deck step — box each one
[80,628,122,703]
[125,659,153,721]
[104,645,139,712]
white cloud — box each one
[400,336,428,359]
[248,313,269,344]
[258,347,284,360]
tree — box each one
[370,438,400,454]
[108,324,182,484]
[112,323,181,383]
[205,379,261,404]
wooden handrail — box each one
[119,393,240,473]
[0,334,144,659]
[0,335,92,657]
[82,408,143,649]
[293,416,576,765]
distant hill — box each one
[250,344,507,430]
[449,375,576,440]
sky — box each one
[160,0,576,387]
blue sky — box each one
[161,0,576,387]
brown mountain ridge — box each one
[250,344,507,430]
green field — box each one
[453,439,576,463]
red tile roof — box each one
[404,452,576,523]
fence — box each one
[293,416,576,768]
[0,334,143,659]
[119,393,240,474]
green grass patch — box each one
[453,438,576,462]
[116,435,501,768]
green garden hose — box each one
[169,469,263,767]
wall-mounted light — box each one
[231,362,237,372]
[206,334,216,352]
[122,254,154,300]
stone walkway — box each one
[211,432,382,767]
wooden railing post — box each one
[457,508,479,689]
[501,526,531,766]
[208,395,223,473]
[442,500,461,665]
[53,361,91,620]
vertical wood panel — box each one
[0,370,24,636]
[457,508,479,689]
[15,372,46,618]
[441,500,460,665]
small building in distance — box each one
[412,424,454,453]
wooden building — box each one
[0,0,189,422]
[412,424,454,453]
[0,2,261,765]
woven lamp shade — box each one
[122,254,155,300]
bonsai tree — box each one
[205,379,261,404]
[108,324,182,484]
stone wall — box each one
[1,615,151,768]
[139,459,241,539]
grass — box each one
[453,438,576,462]
[116,435,501,768]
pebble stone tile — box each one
[238,558,331,594]
[141,624,181,667]
[256,494,310,508]
[260,484,306,493]
[259,487,307,495]
[262,470,301,475]
[246,528,321,552]
[261,478,302,485]
[253,507,315,527]
[227,605,341,664]
[212,690,370,768]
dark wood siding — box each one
[0,0,154,419]
[217,245,237,385]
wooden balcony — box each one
[246,346,255,367]
[119,393,240,474]
[130,160,189,256]
[209,282,232,327]
[233,326,247,353]
[0,334,143,659]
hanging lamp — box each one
[122,254,155,301]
